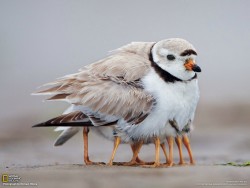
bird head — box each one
[151,38,201,81]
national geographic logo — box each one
[2,174,8,183]
[2,174,38,186]
[2,174,21,183]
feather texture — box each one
[35,42,156,124]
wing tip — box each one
[54,139,64,146]
[32,123,45,128]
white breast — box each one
[119,69,200,141]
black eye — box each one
[167,54,175,61]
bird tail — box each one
[54,127,80,146]
[32,111,93,127]
[32,110,117,146]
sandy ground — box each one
[1,104,250,188]
[2,165,249,188]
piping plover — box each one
[33,38,201,167]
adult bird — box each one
[33,38,201,167]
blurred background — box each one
[1,0,250,172]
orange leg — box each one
[108,136,121,166]
[175,136,186,165]
[160,143,169,164]
[166,136,174,167]
[122,141,144,166]
[153,137,161,167]
[113,141,155,166]
[143,137,161,168]
[131,141,144,164]
[182,134,195,165]
[83,127,105,165]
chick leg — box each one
[108,136,121,166]
[143,137,161,168]
[130,141,144,164]
[166,136,174,167]
[175,135,186,165]
[83,127,105,165]
[182,134,195,165]
[114,141,155,166]
[153,137,161,167]
[121,140,144,166]
[160,143,169,164]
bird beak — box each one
[184,59,201,72]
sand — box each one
[1,105,250,188]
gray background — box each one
[1,0,250,121]
[1,1,250,187]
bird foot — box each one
[190,161,195,165]
[142,162,161,168]
[162,162,174,167]
[111,159,154,166]
[177,161,187,166]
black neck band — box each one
[149,47,197,83]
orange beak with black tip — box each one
[184,59,201,72]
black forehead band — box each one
[180,49,197,56]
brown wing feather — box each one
[48,111,88,124]
[32,111,90,127]
[34,42,155,123]
[47,93,70,100]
